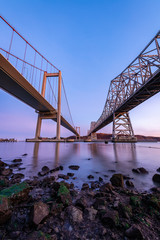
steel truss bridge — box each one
[89,31,160,141]
[0,16,79,140]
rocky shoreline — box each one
[0,157,160,240]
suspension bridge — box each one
[88,30,160,142]
[0,16,79,140]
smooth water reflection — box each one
[0,142,160,191]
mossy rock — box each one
[0,182,29,204]
[130,196,141,207]
[57,183,69,196]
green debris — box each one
[57,183,69,196]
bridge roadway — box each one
[0,54,78,136]
[90,68,160,133]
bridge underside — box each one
[0,54,78,136]
[90,69,160,134]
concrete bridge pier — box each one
[35,71,62,140]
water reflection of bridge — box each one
[33,142,79,168]
[89,143,137,168]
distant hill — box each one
[67,133,160,142]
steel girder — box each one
[89,31,160,135]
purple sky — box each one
[0,0,160,140]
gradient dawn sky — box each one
[0,0,160,140]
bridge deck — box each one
[92,69,160,133]
[0,54,78,136]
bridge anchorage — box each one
[0,16,79,140]
[88,30,160,142]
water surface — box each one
[0,142,160,191]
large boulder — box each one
[66,205,83,223]
[110,174,124,187]
[32,201,49,225]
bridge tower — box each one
[35,70,62,141]
[112,112,137,142]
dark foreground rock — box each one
[68,165,80,170]
[0,168,159,240]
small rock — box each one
[58,174,69,180]
[66,205,83,223]
[42,166,50,172]
[85,208,97,220]
[101,209,119,227]
[12,173,24,179]
[99,177,103,182]
[13,158,22,163]
[1,168,12,176]
[68,165,80,170]
[22,153,27,156]
[81,183,89,190]
[110,174,124,187]
[125,225,144,239]
[67,173,74,177]
[132,167,148,174]
[75,197,88,210]
[126,180,134,187]
[88,174,94,179]
[157,167,160,172]
[152,174,160,183]
[32,201,49,225]
[0,160,7,167]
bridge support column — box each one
[56,70,62,140]
[112,112,137,142]
[35,114,42,139]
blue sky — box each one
[0,0,160,139]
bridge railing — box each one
[91,31,160,132]
[0,16,75,129]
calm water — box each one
[0,142,160,191]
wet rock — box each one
[32,201,49,225]
[156,167,160,172]
[1,168,12,176]
[42,166,50,172]
[99,177,103,182]
[93,197,107,210]
[9,163,22,168]
[91,181,99,189]
[75,196,88,210]
[100,182,114,192]
[68,165,80,170]
[13,158,22,163]
[108,169,116,173]
[58,174,69,180]
[85,207,97,221]
[81,183,89,190]
[57,183,72,206]
[66,205,83,223]
[100,209,119,227]
[125,224,144,239]
[22,153,27,156]
[110,174,124,188]
[67,173,74,177]
[132,167,148,174]
[12,173,25,179]
[29,188,44,201]
[126,180,134,187]
[0,197,12,224]
[50,166,63,173]
[0,160,7,167]
[88,174,94,179]
[152,174,160,183]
